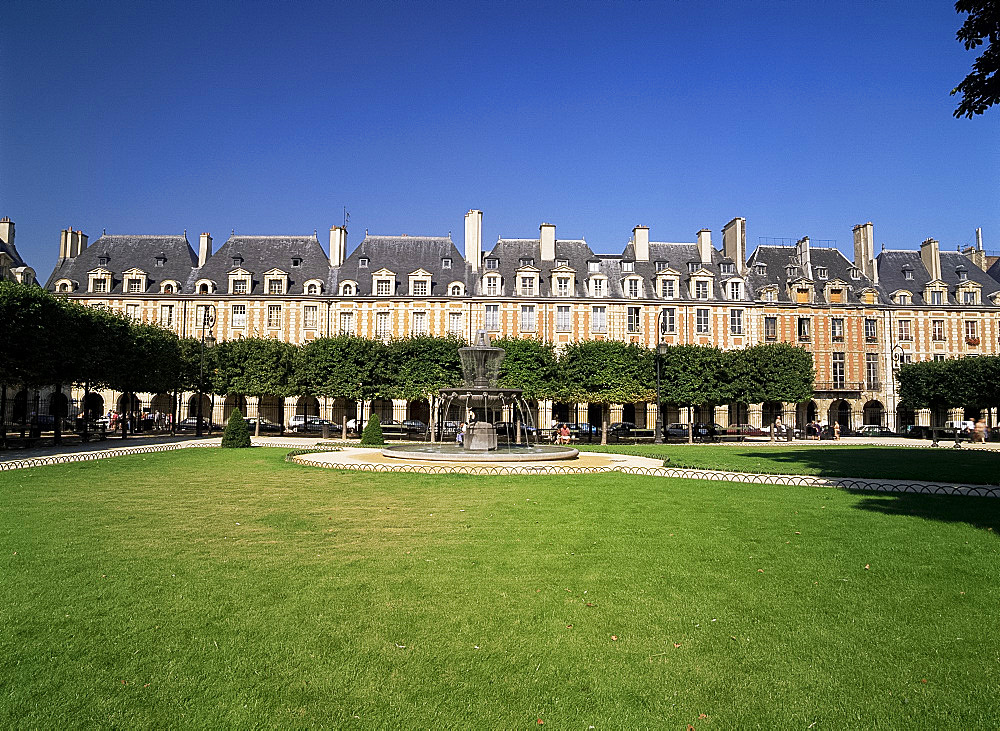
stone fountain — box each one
[382,331,578,462]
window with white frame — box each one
[730,309,743,335]
[557,305,572,331]
[442,258,452,269]
[125,304,139,320]
[450,284,463,296]
[485,304,499,330]
[339,311,354,334]
[520,276,535,296]
[932,319,945,341]
[621,261,634,273]
[798,317,811,341]
[898,319,912,341]
[520,257,534,267]
[376,311,391,339]
[485,259,498,269]
[764,289,776,302]
[303,305,318,329]
[865,318,877,341]
[930,290,943,305]
[626,278,640,298]
[359,258,369,268]
[720,263,735,275]
[591,278,605,297]
[376,279,393,296]
[695,280,709,299]
[306,283,319,295]
[850,268,861,280]
[764,316,777,340]
[93,278,108,293]
[866,353,879,389]
[412,311,427,335]
[963,290,977,305]
[816,267,828,279]
[660,279,675,298]
[126,278,143,293]
[195,305,209,328]
[267,305,282,329]
[591,306,606,332]
[897,293,910,305]
[729,281,741,300]
[903,269,913,280]
[520,305,536,331]
[933,353,947,361]
[958,269,968,281]
[965,320,979,340]
[233,278,248,295]
[268,279,284,295]
[696,308,710,334]
[449,311,463,335]
[588,261,600,273]
[689,262,701,274]
[831,317,844,342]
[660,307,676,334]
[159,305,174,327]
[232,304,247,328]
[832,352,846,388]
[485,276,500,296]
[557,276,571,296]
[556,259,568,268]
[627,306,641,333]
[411,280,428,296]
[754,263,766,275]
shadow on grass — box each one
[851,491,1000,533]
[721,447,1000,486]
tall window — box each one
[627,279,640,298]
[195,305,209,328]
[339,311,354,334]
[303,305,318,330]
[930,290,943,305]
[232,304,247,328]
[729,309,743,335]
[797,317,811,341]
[485,277,499,296]
[412,280,428,296]
[965,320,979,340]
[591,306,607,332]
[932,319,945,341]
[865,353,879,389]
[832,352,846,389]
[485,304,499,330]
[661,279,675,298]
[412,311,427,335]
[964,290,977,305]
[268,279,284,295]
[449,312,463,336]
[159,305,174,328]
[865,318,877,342]
[696,308,710,334]
[592,278,605,297]
[520,276,535,296]
[695,280,709,299]
[267,304,282,329]
[557,305,572,331]
[376,279,392,296]
[125,303,140,320]
[233,279,248,295]
[127,278,143,293]
[898,319,912,341]
[376,311,391,339]
[764,316,777,341]
[729,281,741,300]
[93,278,108,293]
[557,277,571,296]
[831,318,844,342]
[520,305,536,331]
[660,307,676,334]
[627,306,641,333]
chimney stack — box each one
[540,222,556,261]
[329,226,347,267]
[0,217,12,252]
[60,227,88,258]
[852,222,877,283]
[976,227,983,251]
[697,228,713,265]
[632,225,649,262]
[796,237,813,280]
[920,238,942,281]
[76,231,88,257]
[464,209,482,272]
[198,233,213,267]
[59,229,68,260]
[722,217,747,274]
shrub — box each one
[221,408,252,448]
[360,415,384,445]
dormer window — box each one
[520,257,534,267]
[268,279,284,295]
[897,293,910,305]
[306,283,318,295]
[484,274,500,296]
[127,278,143,293]
[340,282,355,296]
[590,277,606,297]
[556,259,569,268]
[520,275,536,296]
[850,267,861,280]
[155,257,165,268]
[903,268,913,280]
[754,263,767,276]
[232,279,248,295]
[163,283,174,294]
[199,283,209,294]
[654,261,666,271]
[621,261,634,273]
[957,268,968,281]
[412,280,428,296]
[625,278,641,298]
[359,258,369,269]
[688,262,699,273]
[588,261,600,273]
[376,278,393,296]
[291,258,301,267]
[442,258,452,269]
[660,278,676,299]
[719,263,735,275]
[94,279,107,293]
[450,283,464,296]
[233,257,243,267]
[729,281,742,300]
[786,265,797,278]
[485,259,499,270]
[557,276,571,296]
[98,257,109,267]
[816,267,827,279]
[695,280,709,299]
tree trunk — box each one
[429,395,436,443]
[53,384,62,446]
[255,395,261,437]
[687,409,693,444]
[0,383,7,449]
[601,403,609,445]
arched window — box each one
[59,283,69,292]
[342,283,354,296]
[307,283,318,295]
[451,284,463,296]
[199,283,209,294]
[163,284,174,294]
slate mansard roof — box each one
[482,238,596,297]
[745,245,874,303]
[45,234,198,293]
[193,235,330,295]
[0,236,28,269]
[876,249,1000,307]
[338,235,470,296]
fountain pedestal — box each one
[465,422,497,451]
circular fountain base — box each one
[382,444,579,462]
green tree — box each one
[491,337,560,400]
[952,0,1000,118]
[658,345,730,443]
[897,359,962,414]
[108,322,182,437]
[213,338,297,436]
[221,408,251,448]
[360,414,384,445]
[559,340,654,445]
[727,343,814,406]
[385,336,462,441]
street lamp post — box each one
[654,309,669,444]
[196,305,217,438]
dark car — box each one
[401,419,428,435]
[724,423,769,438]
[175,416,213,431]
[288,415,341,433]
[244,416,282,433]
[608,421,636,435]
[854,424,895,438]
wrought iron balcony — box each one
[813,381,872,393]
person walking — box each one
[833,421,841,440]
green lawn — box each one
[2,448,999,728]
[579,443,1000,485]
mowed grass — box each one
[579,443,1000,485]
[2,448,999,728]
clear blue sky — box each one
[3,0,997,278]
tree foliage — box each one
[221,408,251,448]
[952,0,1000,117]
[294,335,391,402]
[727,343,814,405]
[898,355,1000,411]
[214,337,296,399]
[360,415,384,445]
[385,336,462,401]
[491,337,560,400]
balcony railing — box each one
[813,381,869,392]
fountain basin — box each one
[382,444,579,462]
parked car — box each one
[175,416,212,431]
[854,424,895,438]
[401,419,428,435]
[665,422,723,441]
[437,420,461,439]
[723,423,769,438]
[899,424,932,439]
[608,421,636,435]
[244,416,282,433]
[288,415,341,433]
